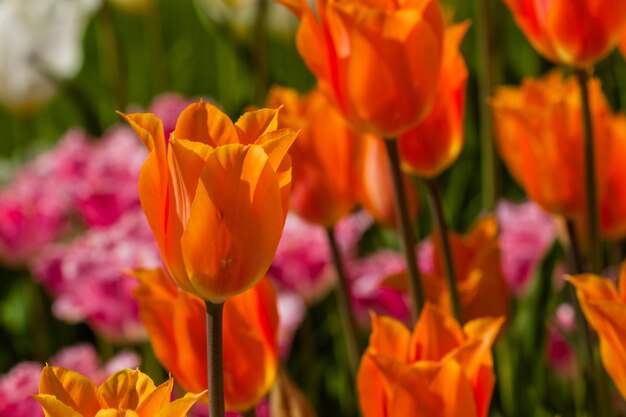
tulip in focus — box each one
[492,71,614,218]
[132,268,279,411]
[279,0,445,137]
[502,0,626,67]
[36,366,204,417]
[358,304,504,417]
[122,102,297,302]
[266,86,362,227]
[568,262,626,400]
[398,22,469,178]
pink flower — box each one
[347,250,411,326]
[0,345,139,417]
[148,93,192,141]
[75,127,147,227]
[276,291,306,358]
[0,130,90,265]
[34,210,161,342]
[268,211,372,305]
[547,303,577,379]
[496,200,557,294]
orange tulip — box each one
[600,115,626,239]
[278,0,445,137]
[620,29,626,58]
[502,0,626,67]
[358,135,419,229]
[122,102,297,302]
[357,304,504,417]
[132,268,279,412]
[398,21,469,178]
[567,262,626,400]
[426,216,509,321]
[36,366,204,417]
[492,71,614,218]
[266,86,362,227]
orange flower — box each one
[357,304,504,417]
[358,135,418,228]
[620,29,626,58]
[279,0,445,137]
[600,115,626,239]
[266,86,362,227]
[122,103,297,302]
[502,0,626,67]
[426,216,509,321]
[36,366,204,417]
[398,21,469,178]
[567,262,626,400]
[492,71,614,218]
[132,268,279,412]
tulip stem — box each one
[98,1,127,110]
[252,0,269,104]
[575,68,602,274]
[424,178,463,324]
[474,0,498,211]
[326,227,360,378]
[566,220,610,417]
[205,301,225,417]
[384,138,425,321]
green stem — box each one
[575,68,602,274]
[566,220,609,417]
[384,138,424,321]
[242,409,256,417]
[205,301,225,417]
[98,1,127,110]
[474,0,498,211]
[252,0,269,104]
[326,227,360,378]
[424,178,463,323]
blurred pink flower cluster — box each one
[0,344,139,417]
[0,94,190,342]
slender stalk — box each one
[98,1,127,110]
[252,0,269,104]
[384,138,424,321]
[424,178,463,323]
[242,409,256,417]
[566,220,609,417]
[326,227,360,377]
[474,0,498,211]
[575,68,602,274]
[205,301,225,417]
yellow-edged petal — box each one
[173,102,238,147]
[154,391,207,417]
[39,366,101,417]
[98,369,156,409]
[235,108,280,144]
[35,394,84,417]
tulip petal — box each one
[594,302,626,400]
[135,379,175,416]
[181,144,284,302]
[35,394,84,417]
[235,108,280,144]
[174,102,238,147]
[368,314,411,360]
[39,365,101,417]
[94,410,140,417]
[172,291,207,393]
[154,391,207,417]
[409,303,464,362]
[99,369,156,409]
[358,353,394,417]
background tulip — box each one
[280,0,445,137]
[492,71,614,218]
[266,86,362,227]
[132,268,279,412]
[502,0,626,67]
[398,21,469,178]
[123,102,297,302]
[568,264,626,400]
[357,304,503,417]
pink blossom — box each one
[34,210,161,342]
[0,130,90,265]
[0,345,139,417]
[268,211,372,305]
[496,200,557,294]
[75,127,147,227]
[148,93,192,140]
[348,250,411,326]
[277,291,306,358]
[547,303,577,379]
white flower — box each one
[0,0,101,112]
